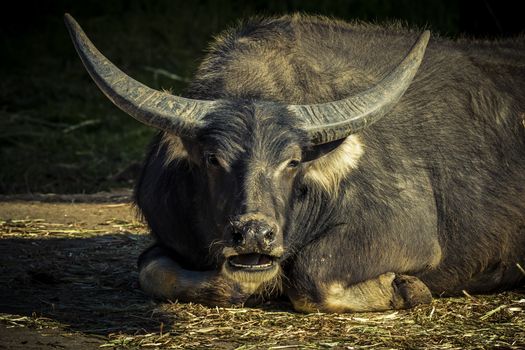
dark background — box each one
[0,0,523,194]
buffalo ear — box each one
[178,137,204,166]
[302,138,346,162]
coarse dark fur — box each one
[136,14,525,311]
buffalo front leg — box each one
[138,246,255,307]
[288,272,432,313]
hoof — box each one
[393,274,432,308]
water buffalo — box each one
[65,13,525,312]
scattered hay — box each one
[1,203,524,349]
[99,295,525,349]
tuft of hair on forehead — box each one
[196,101,308,165]
[196,102,253,162]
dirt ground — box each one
[1,194,524,349]
[0,193,152,349]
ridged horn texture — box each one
[64,13,214,137]
[289,31,430,145]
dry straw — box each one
[1,210,524,349]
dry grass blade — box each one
[517,263,525,276]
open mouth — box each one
[227,253,276,270]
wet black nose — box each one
[229,220,276,249]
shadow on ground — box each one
[0,233,167,334]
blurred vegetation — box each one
[0,0,522,194]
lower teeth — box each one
[229,258,273,269]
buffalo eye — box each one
[287,159,301,169]
[205,153,220,167]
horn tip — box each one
[419,30,431,45]
[63,13,78,30]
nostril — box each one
[232,230,244,246]
[262,228,275,243]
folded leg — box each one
[288,272,432,313]
[138,245,259,306]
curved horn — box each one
[289,31,430,145]
[64,13,214,137]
